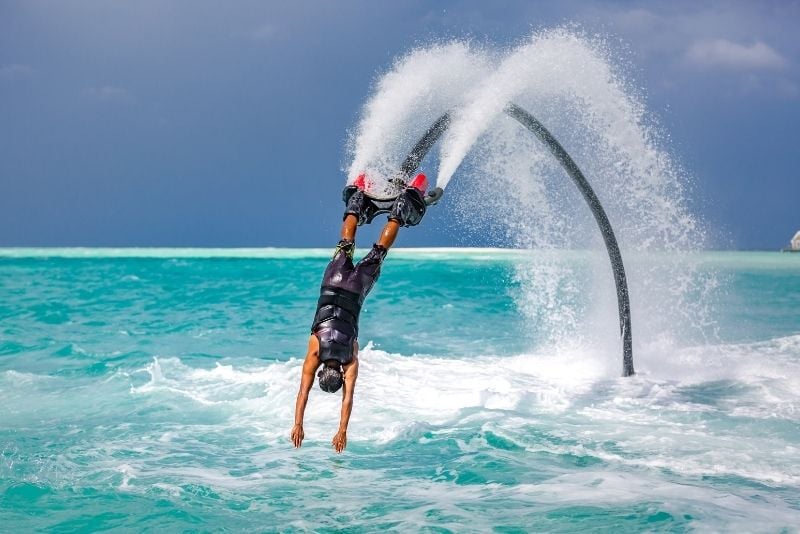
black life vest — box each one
[311,286,362,364]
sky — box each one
[1,0,798,249]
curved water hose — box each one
[505,104,633,376]
[397,113,451,206]
[398,105,635,377]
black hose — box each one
[505,104,633,376]
[398,105,634,377]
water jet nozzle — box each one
[424,187,444,206]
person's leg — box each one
[376,219,400,250]
[341,214,358,242]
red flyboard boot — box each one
[408,173,428,194]
[353,173,370,191]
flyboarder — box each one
[290,173,430,453]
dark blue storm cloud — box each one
[1,0,798,248]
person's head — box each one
[317,360,343,393]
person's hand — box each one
[332,429,347,453]
[290,424,304,448]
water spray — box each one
[393,105,635,377]
[348,31,710,376]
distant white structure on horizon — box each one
[784,230,800,252]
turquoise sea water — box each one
[1,248,799,531]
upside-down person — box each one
[290,174,429,453]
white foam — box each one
[125,333,800,435]
[116,464,136,490]
[6,332,799,526]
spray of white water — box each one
[347,42,494,197]
[347,29,715,367]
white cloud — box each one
[84,85,134,103]
[595,5,797,99]
[610,8,662,32]
[0,63,36,81]
[685,39,787,71]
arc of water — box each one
[397,105,635,377]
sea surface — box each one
[1,248,799,532]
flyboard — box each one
[353,105,635,377]
[346,113,449,222]
[344,172,444,224]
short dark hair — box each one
[318,360,343,393]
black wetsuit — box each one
[311,242,387,365]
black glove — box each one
[342,186,378,226]
[388,187,427,227]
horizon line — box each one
[0,246,793,260]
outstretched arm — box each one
[331,342,359,453]
[291,335,320,448]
